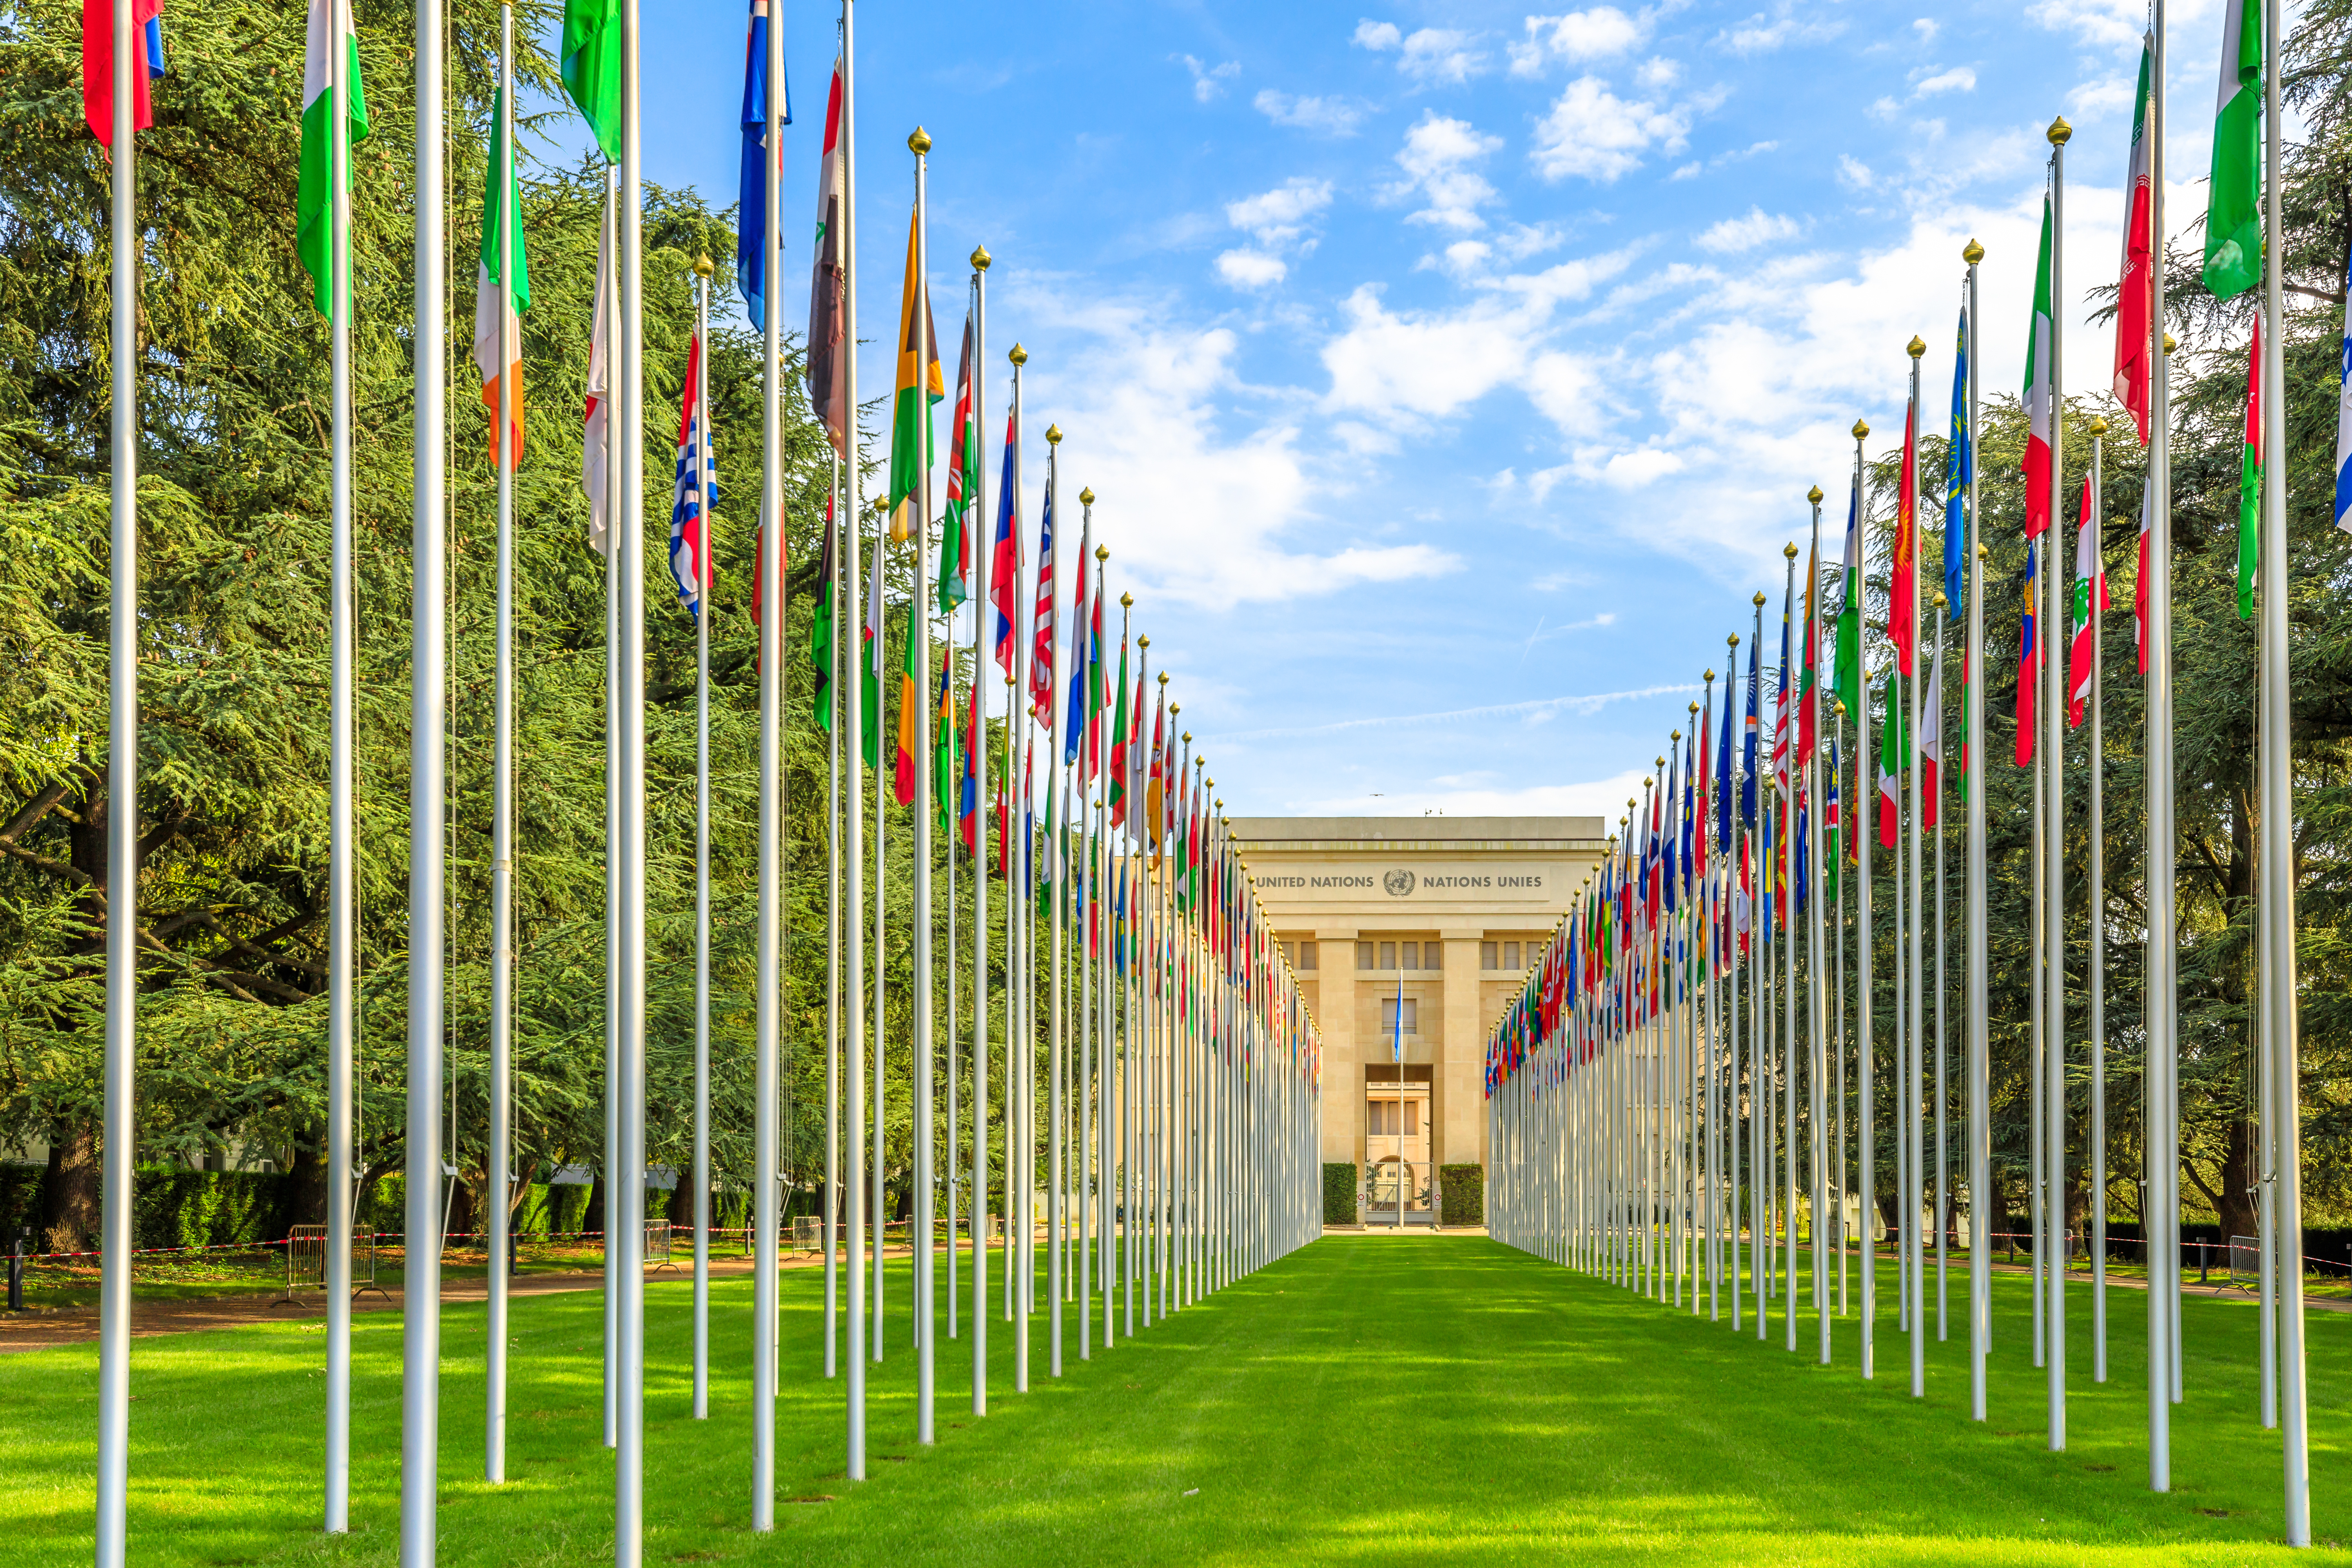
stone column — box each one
[1438,927,1485,1176]
[1316,928,1360,1168]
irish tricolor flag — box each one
[2205,0,2263,303]
[471,82,529,467]
[297,0,368,318]
[2022,196,2054,539]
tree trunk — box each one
[443,1169,475,1243]
[44,1121,100,1254]
[583,1175,606,1241]
[665,1178,692,1227]
[283,1139,329,1229]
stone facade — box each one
[1225,816,1605,1186]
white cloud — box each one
[1531,76,1692,183]
[1913,65,1976,96]
[1636,55,1682,89]
[1178,54,1240,103]
[1837,154,1875,189]
[1508,7,1651,76]
[1672,138,1781,182]
[1913,17,1940,43]
[1216,250,1289,288]
[1695,206,1802,253]
[1009,292,1461,606]
[1298,766,1664,818]
[1717,4,1842,55]
[1390,111,1503,230]
[1254,88,1365,136]
[1355,19,1489,83]
[1599,449,1683,486]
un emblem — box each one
[1383,869,1415,898]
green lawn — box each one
[0,1234,2345,1565]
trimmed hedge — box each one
[1322,1162,1357,1227]
[1438,1164,1485,1227]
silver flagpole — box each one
[1934,593,1949,1347]
[325,0,356,1527]
[96,0,140,1555]
[841,0,866,1472]
[1008,348,1029,1391]
[1906,334,1926,1400]
[2088,418,2107,1384]
[2259,2,2310,1534]
[2143,0,2180,1485]
[2045,114,2070,1453]
[690,258,712,1424]
[1722,657,1739,1338]
[911,125,937,1445]
[602,167,621,1454]
[1047,428,1067,1376]
[1779,551,1797,1355]
[1851,420,1875,1382]
[488,7,516,1482]
[969,251,992,1418]
[753,0,783,1508]
[824,452,841,1384]
[1833,701,1847,1320]
[1808,495,1829,1366]
[871,502,886,1368]
[617,0,649,1548]
[399,0,446,1548]
[1964,237,1989,1424]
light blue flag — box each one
[1945,306,1972,610]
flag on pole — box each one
[1835,487,1863,725]
[2238,316,2260,619]
[2336,240,2352,535]
[807,54,848,454]
[2203,0,2263,302]
[734,0,787,329]
[1890,394,1917,675]
[1824,737,1840,897]
[1798,544,1820,765]
[1108,635,1131,826]
[1085,581,1107,779]
[1063,536,1092,768]
[2023,196,2055,538]
[583,181,613,554]
[1716,664,1735,850]
[887,205,943,543]
[1146,689,1166,856]
[932,644,954,830]
[959,668,982,858]
[2015,542,2038,767]
[2069,474,2110,727]
[862,531,884,769]
[942,309,977,610]
[1772,584,1792,799]
[667,329,713,614]
[989,416,1020,676]
[2115,33,2156,443]
[1127,660,1150,846]
[1944,307,1971,612]
[472,83,531,468]
[297,0,368,318]
[810,494,835,728]
[83,0,165,148]
[1922,648,1943,828]
[1877,664,1904,848]
[559,0,620,160]
[1030,474,1058,719]
[1741,630,1759,828]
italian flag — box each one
[2204,0,2263,303]
[2113,34,2155,443]
[2068,473,2111,727]
[296,0,368,319]
[2022,196,2054,539]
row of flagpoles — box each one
[83,1,1321,1565]
[1484,4,2316,1544]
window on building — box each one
[1423,939,1441,969]
[1369,1098,1392,1137]
[1481,941,1499,971]
[1357,941,1375,970]
[1504,940,1521,969]
[1400,941,1418,970]
[1298,940,1317,971]
[1379,996,1417,1035]
[1378,941,1396,970]
[1406,1100,1420,1136]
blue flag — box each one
[1945,305,1971,613]
[735,0,789,328]
[1741,624,1759,828]
[1716,671,1735,851]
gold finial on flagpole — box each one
[2163,332,2178,354]
[693,255,713,278]
[1784,543,1799,559]
[1046,425,1062,445]
[1935,591,1949,610]
[1963,238,1984,265]
[1907,335,1926,359]
[2089,415,2109,437]
[1852,419,1869,440]
[972,244,991,272]
[1158,669,1168,682]
[1728,634,1740,648]
[2047,116,2071,145]
[1808,485,1824,504]
[1121,593,1133,608]
[909,127,932,155]
[1753,592,1766,607]
[1009,344,1027,366]
[1705,669,1717,681]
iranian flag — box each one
[2204,0,2263,303]
[2068,473,2110,727]
[2022,196,2054,538]
[2113,33,2155,443]
[296,0,367,318]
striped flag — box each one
[1030,472,1058,720]
[2068,473,2109,727]
[734,0,787,329]
[82,0,165,148]
[1889,394,1916,675]
[2204,0,2263,302]
[559,0,620,160]
[2022,196,2055,539]
[2015,543,2038,768]
[1877,664,1903,849]
[806,55,848,454]
[296,0,367,318]
[886,203,943,541]
[942,309,977,611]
[2238,317,2260,619]
[1944,308,1971,612]
[667,330,713,614]
[1922,647,1943,828]
[472,82,530,468]
[2114,33,2156,443]
[583,180,613,554]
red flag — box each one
[2114,35,2156,445]
[1889,398,1917,676]
[83,0,165,149]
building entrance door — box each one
[1365,1084,1432,1225]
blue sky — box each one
[613,0,2224,823]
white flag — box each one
[584,174,613,555]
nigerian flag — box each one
[296,0,369,318]
[2204,0,2262,302]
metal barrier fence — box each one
[644,1220,679,1274]
[274,1223,386,1305]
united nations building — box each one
[1226,816,1606,1222]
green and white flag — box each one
[296,0,369,318]
[559,0,622,162]
[2204,0,2263,302]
